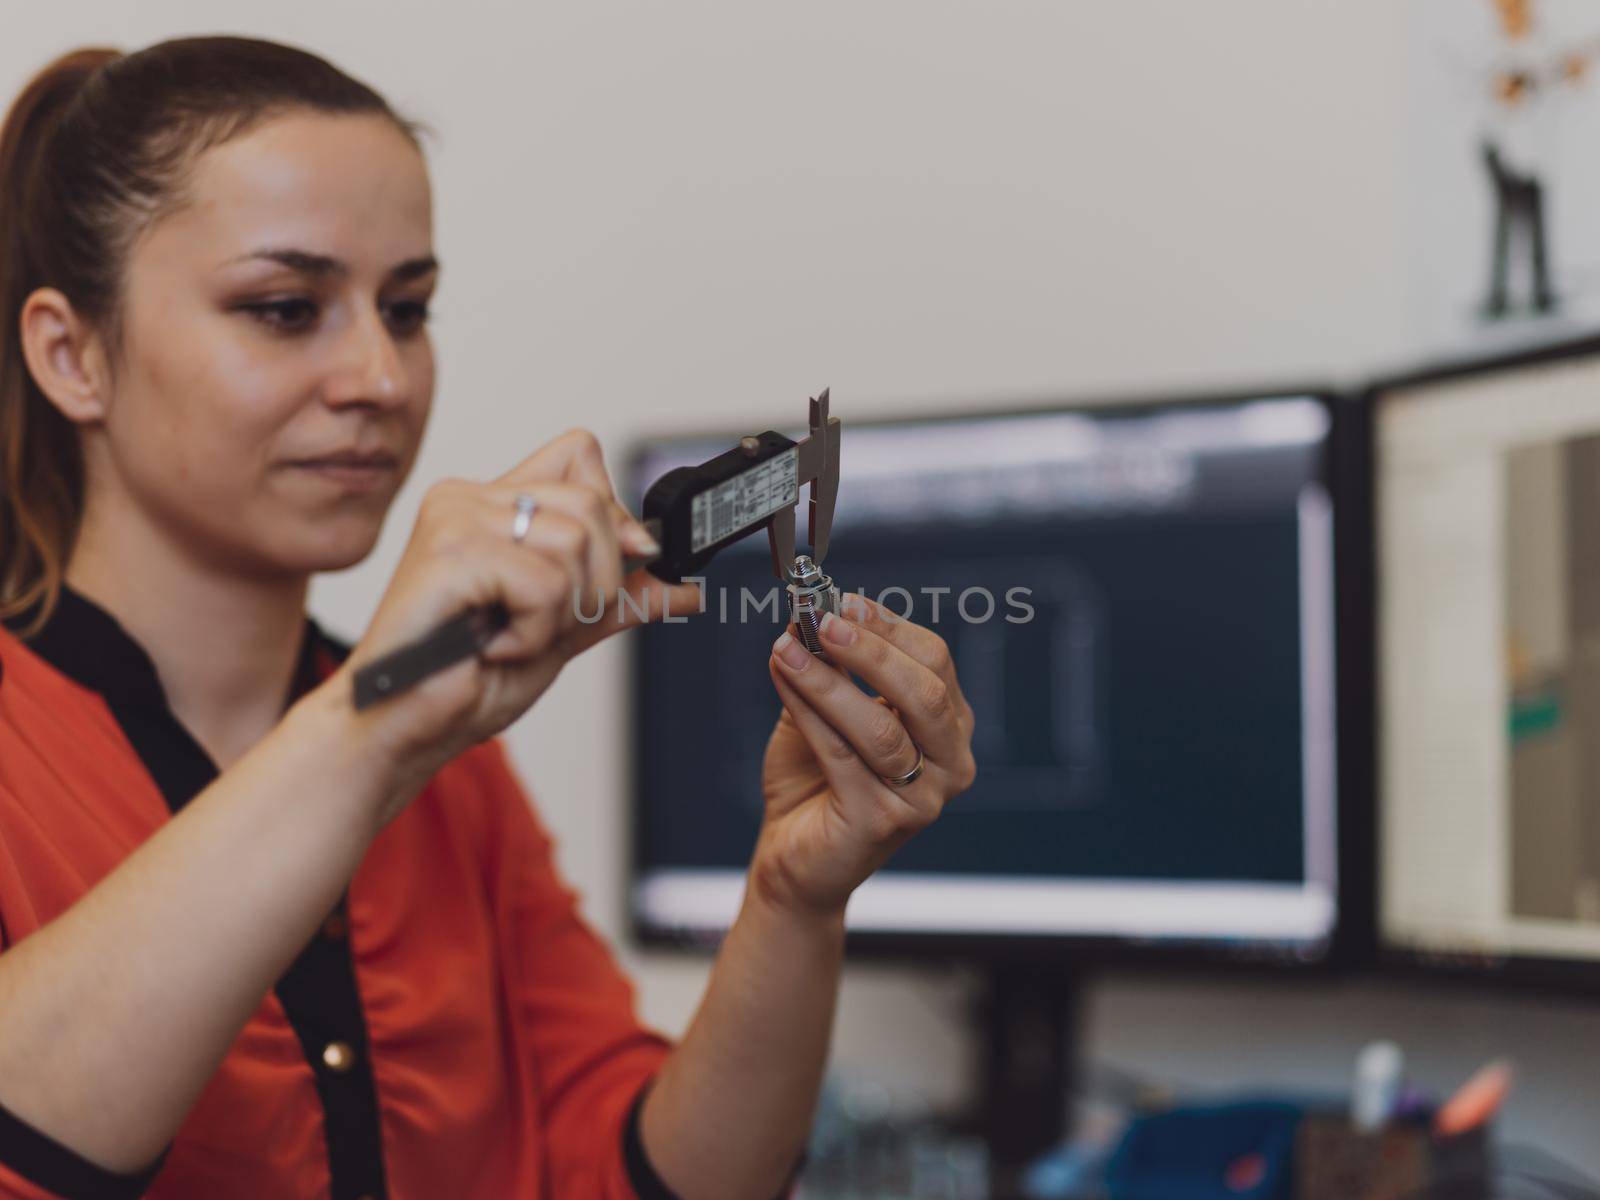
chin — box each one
[279,516,389,575]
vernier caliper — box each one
[352,390,842,709]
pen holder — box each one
[1294,1112,1490,1200]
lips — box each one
[289,449,400,469]
[285,448,402,493]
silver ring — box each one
[511,493,538,544]
[881,743,925,787]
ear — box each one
[18,287,113,425]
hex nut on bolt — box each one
[786,554,840,660]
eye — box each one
[384,299,432,337]
[237,297,319,334]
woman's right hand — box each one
[328,428,702,809]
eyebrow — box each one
[223,248,439,282]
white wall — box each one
[12,0,1598,1175]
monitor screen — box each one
[628,392,1342,960]
[1377,342,1600,979]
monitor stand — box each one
[967,963,1082,1182]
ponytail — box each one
[0,39,416,634]
[0,49,118,634]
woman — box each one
[0,35,975,1200]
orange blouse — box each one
[0,588,685,1199]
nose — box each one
[324,306,407,411]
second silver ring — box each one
[511,493,538,544]
[880,743,926,788]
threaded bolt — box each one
[787,555,840,659]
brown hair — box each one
[0,37,421,633]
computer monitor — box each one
[627,390,1354,967]
[1375,336,1600,989]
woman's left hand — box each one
[753,593,977,917]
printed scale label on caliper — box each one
[352,390,842,709]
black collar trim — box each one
[3,585,338,732]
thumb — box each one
[562,572,704,657]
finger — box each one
[494,427,602,486]
[770,624,926,783]
[477,542,575,662]
[766,659,885,801]
[500,507,594,621]
[548,431,655,556]
[810,611,967,772]
[838,593,973,725]
[496,428,657,557]
[560,572,705,658]
[489,481,622,614]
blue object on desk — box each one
[1021,1142,1112,1198]
[1104,1101,1301,1200]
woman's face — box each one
[97,110,436,579]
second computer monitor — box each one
[1377,338,1600,988]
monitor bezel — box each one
[623,384,1373,975]
[1369,330,1600,999]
